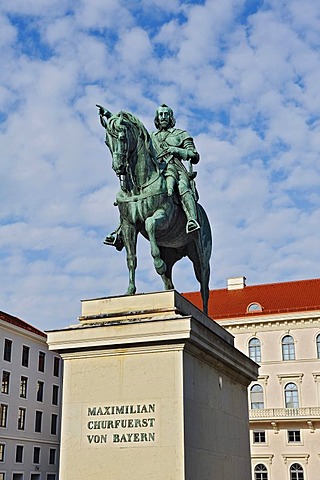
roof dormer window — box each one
[247,302,262,313]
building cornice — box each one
[251,454,274,465]
[282,453,309,465]
[277,373,304,384]
[218,310,320,332]
[0,319,47,344]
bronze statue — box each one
[151,104,200,233]
[97,105,212,313]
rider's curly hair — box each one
[154,104,176,129]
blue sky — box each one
[1,0,320,330]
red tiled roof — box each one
[183,278,320,320]
[0,311,46,338]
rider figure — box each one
[103,104,200,248]
[151,104,200,233]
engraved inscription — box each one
[85,403,157,446]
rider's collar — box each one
[155,127,175,135]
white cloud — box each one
[75,0,133,30]
[115,27,153,68]
[0,0,319,330]
[0,13,17,46]
[0,1,69,16]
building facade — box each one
[185,277,320,480]
[0,311,62,480]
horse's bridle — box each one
[112,128,129,176]
[109,117,163,194]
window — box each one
[35,411,43,433]
[290,463,304,480]
[0,474,5,480]
[51,413,58,435]
[53,357,60,377]
[250,384,264,409]
[0,405,8,428]
[317,334,320,359]
[33,446,40,464]
[0,444,5,462]
[37,381,44,402]
[247,302,262,313]
[17,407,26,430]
[38,352,46,372]
[253,431,266,443]
[31,475,41,480]
[52,385,59,406]
[12,474,23,480]
[285,382,299,408]
[288,430,301,442]
[20,376,28,398]
[1,372,10,394]
[49,448,56,465]
[15,445,23,463]
[3,339,12,362]
[282,335,295,360]
[47,475,56,480]
[21,345,30,367]
[254,464,268,480]
[249,338,261,362]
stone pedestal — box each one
[47,291,258,480]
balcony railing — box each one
[249,406,320,420]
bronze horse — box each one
[102,110,212,313]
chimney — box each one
[227,276,246,290]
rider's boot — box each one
[104,225,124,251]
[181,191,200,233]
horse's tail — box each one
[194,204,212,314]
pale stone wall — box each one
[222,311,320,480]
[183,350,252,479]
[59,346,185,479]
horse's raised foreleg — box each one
[145,210,168,276]
[121,222,138,295]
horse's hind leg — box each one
[159,246,185,290]
[159,247,176,290]
[121,222,138,295]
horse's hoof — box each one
[162,276,174,290]
[126,287,136,296]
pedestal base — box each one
[47,291,257,479]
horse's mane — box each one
[109,111,159,170]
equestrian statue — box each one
[97,103,212,314]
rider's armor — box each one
[151,128,200,233]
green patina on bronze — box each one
[97,104,212,313]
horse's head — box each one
[105,111,158,189]
[105,113,131,176]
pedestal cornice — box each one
[47,291,257,386]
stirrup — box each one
[104,235,115,245]
[188,171,197,180]
[186,220,200,234]
[103,233,124,251]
